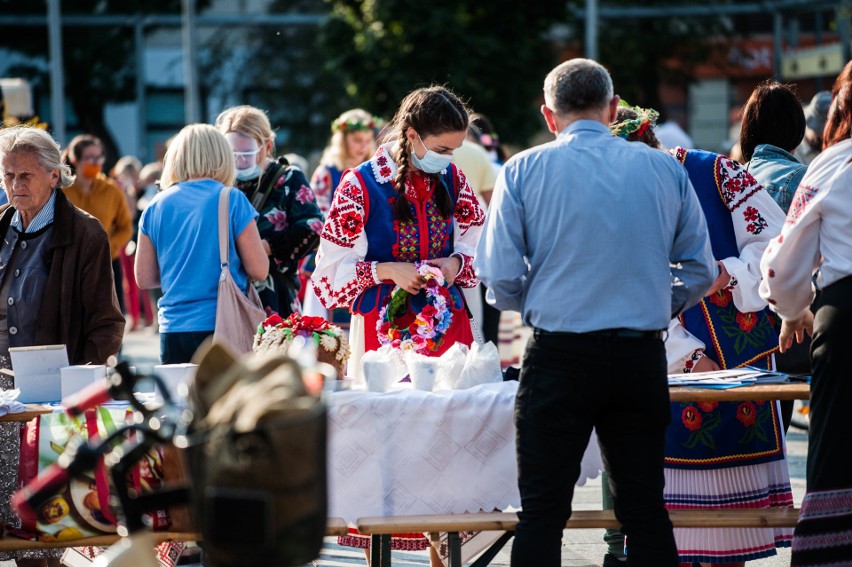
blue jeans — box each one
[511,329,678,567]
[160,330,214,364]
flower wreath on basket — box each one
[377,262,453,355]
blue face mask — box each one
[236,164,261,181]
[411,135,452,173]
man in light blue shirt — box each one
[476,59,715,567]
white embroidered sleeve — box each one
[665,318,706,371]
[452,167,486,288]
[312,173,379,309]
[717,158,786,314]
[310,164,333,216]
[759,182,825,321]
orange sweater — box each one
[63,175,133,260]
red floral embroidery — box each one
[735,312,757,332]
[682,406,703,431]
[708,289,732,307]
[736,402,757,427]
[380,166,392,178]
[321,178,366,248]
[716,156,762,211]
[339,211,363,237]
[377,155,387,166]
[743,205,768,235]
[454,172,485,235]
[698,401,718,413]
[355,261,377,287]
[453,253,478,288]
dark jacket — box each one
[0,189,125,364]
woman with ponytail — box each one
[313,86,485,383]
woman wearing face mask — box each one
[62,134,134,315]
[312,84,485,564]
[215,106,324,316]
[313,86,485,379]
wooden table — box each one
[0,404,53,423]
[668,382,810,402]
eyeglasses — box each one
[233,149,261,160]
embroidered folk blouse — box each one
[312,144,485,312]
[665,150,786,368]
[760,138,852,321]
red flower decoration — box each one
[377,155,387,166]
[339,211,364,237]
[698,401,718,413]
[682,406,703,431]
[744,206,759,221]
[380,166,392,178]
[684,359,694,369]
[736,312,757,332]
[736,402,757,427]
[708,289,732,307]
[262,313,284,327]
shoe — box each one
[603,553,627,567]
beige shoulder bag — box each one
[213,187,266,354]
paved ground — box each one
[120,327,808,566]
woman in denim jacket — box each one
[739,81,809,214]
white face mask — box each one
[411,135,452,173]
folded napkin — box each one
[0,388,27,417]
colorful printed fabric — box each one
[235,159,324,310]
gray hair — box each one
[0,126,75,187]
[544,59,614,117]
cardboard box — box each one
[9,344,69,403]
[153,364,197,403]
[60,365,107,400]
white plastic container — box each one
[153,364,197,403]
[60,365,107,401]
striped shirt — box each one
[11,190,57,233]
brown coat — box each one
[0,189,125,364]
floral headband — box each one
[331,116,377,134]
[609,101,660,139]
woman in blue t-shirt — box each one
[135,124,268,363]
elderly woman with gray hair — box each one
[0,126,124,566]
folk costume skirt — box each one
[791,275,852,566]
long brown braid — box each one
[390,86,470,222]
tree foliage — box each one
[0,0,203,160]
[318,0,568,146]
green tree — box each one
[319,0,569,146]
[0,0,207,162]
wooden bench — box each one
[0,517,349,552]
[357,508,801,567]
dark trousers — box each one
[807,276,852,490]
[112,257,125,314]
[511,330,678,567]
[160,330,214,364]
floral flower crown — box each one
[609,101,660,139]
[377,262,453,355]
[331,116,378,134]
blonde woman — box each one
[310,108,378,214]
[135,124,268,363]
[216,105,323,315]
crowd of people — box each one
[0,54,849,567]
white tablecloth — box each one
[327,381,602,523]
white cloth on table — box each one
[0,388,26,416]
[326,381,602,523]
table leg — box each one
[469,531,514,567]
